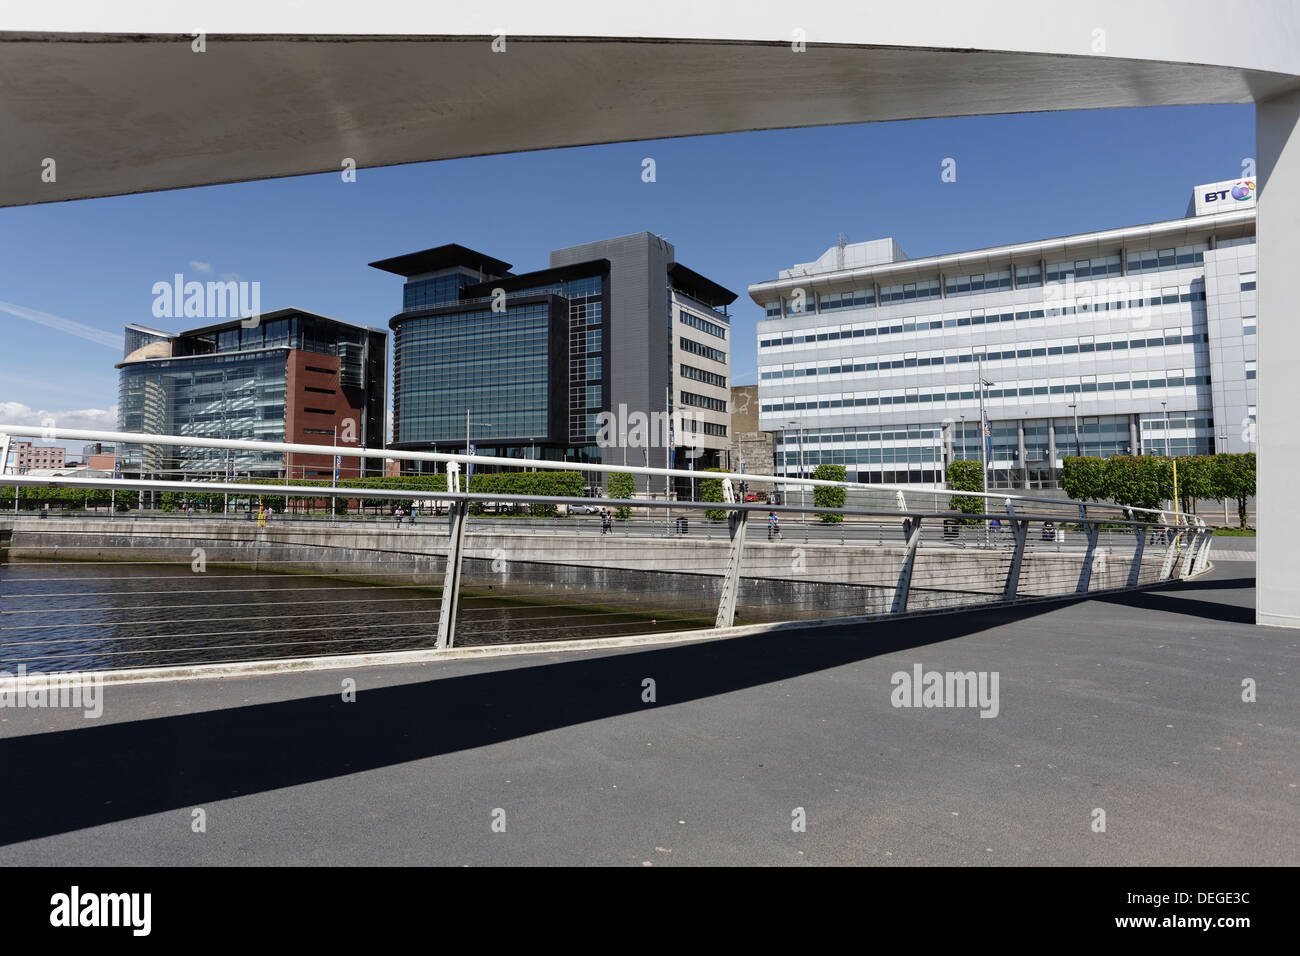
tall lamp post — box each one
[1161,401,1171,457]
[1068,401,1081,456]
[464,410,493,493]
[977,352,994,501]
[786,419,805,525]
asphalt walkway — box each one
[0,561,1292,865]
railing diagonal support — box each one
[436,498,469,649]
[1128,521,1148,588]
[1076,505,1100,593]
[715,508,748,628]
[891,514,924,614]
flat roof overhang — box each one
[368,244,514,279]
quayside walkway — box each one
[0,560,1292,866]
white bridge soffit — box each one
[2,1,1300,207]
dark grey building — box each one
[374,233,736,490]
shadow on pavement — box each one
[0,599,1076,844]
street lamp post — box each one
[959,413,966,462]
[977,353,995,545]
[1161,401,1171,458]
[1068,401,1081,456]
[464,409,493,490]
[977,353,994,500]
[786,420,805,525]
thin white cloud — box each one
[219,272,243,282]
[0,402,119,433]
[0,302,124,350]
[189,260,213,273]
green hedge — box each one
[812,463,847,523]
[1061,452,1255,526]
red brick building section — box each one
[284,351,369,480]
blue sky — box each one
[0,103,1255,440]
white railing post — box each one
[1076,504,1100,593]
[0,433,10,477]
[436,464,468,649]
[892,491,923,614]
[1003,498,1028,602]
[715,480,747,628]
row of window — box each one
[764,243,1224,317]
[680,390,728,412]
[759,289,1206,349]
[760,332,1208,379]
[679,363,728,389]
[760,371,1210,414]
[679,310,727,340]
[679,336,726,364]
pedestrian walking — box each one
[394,505,404,526]
[767,511,782,540]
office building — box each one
[373,233,736,492]
[116,312,387,479]
[749,178,1257,489]
[12,442,66,474]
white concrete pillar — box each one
[1256,88,1300,628]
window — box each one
[1240,272,1257,292]
[304,365,335,375]
[1246,360,1257,380]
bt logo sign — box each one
[1205,179,1255,204]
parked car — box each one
[567,504,599,515]
[743,493,764,503]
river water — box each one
[0,560,707,672]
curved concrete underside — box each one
[0,19,1297,207]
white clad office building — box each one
[749,179,1258,490]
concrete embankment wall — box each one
[6,517,1171,620]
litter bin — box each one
[676,516,689,535]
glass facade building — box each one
[750,179,1258,489]
[116,312,387,480]
[375,237,736,486]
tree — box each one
[1172,455,1216,515]
[812,463,847,523]
[945,460,983,520]
[1061,456,1107,502]
[606,472,635,520]
[1212,453,1256,527]
[699,467,727,521]
[1103,455,1172,513]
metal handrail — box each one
[0,424,1195,521]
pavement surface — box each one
[0,561,1293,866]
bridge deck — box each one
[0,561,1292,866]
